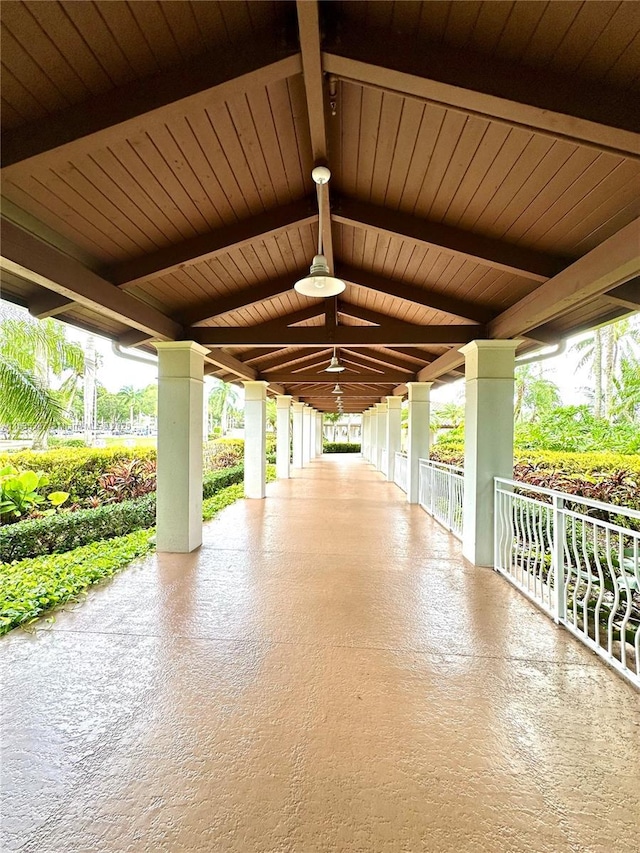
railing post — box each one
[447,473,454,531]
[553,495,566,624]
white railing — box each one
[418,459,464,540]
[394,452,407,493]
[495,478,640,689]
[380,448,388,477]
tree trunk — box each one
[594,330,603,419]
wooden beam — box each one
[260,348,332,372]
[488,218,640,339]
[2,44,301,170]
[28,292,73,320]
[333,197,565,282]
[179,272,304,326]
[190,325,481,346]
[407,218,640,386]
[323,31,640,159]
[266,371,408,383]
[255,305,325,331]
[204,348,257,381]
[296,1,334,273]
[340,347,422,373]
[604,278,640,311]
[112,199,316,288]
[0,219,181,340]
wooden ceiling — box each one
[1,0,639,412]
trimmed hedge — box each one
[1,464,246,562]
[323,442,361,453]
[0,447,156,501]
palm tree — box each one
[514,364,561,423]
[208,381,239,436]
[0,314,84,444]
[117,385,147,431]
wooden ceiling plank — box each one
[204,348,257,381]
[2,45,302,170]
[322,30,640,159]
[190,325,484,347]
[337,262,493,323]
[340,347,423,373]
[110,199,316,288]
[333,196,565,281]
[1,219,181,341]
[604,278,640,311]
[178,271,305,326]
[266,370,406,383]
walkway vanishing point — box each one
[2,455,639,853]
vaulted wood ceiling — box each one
[1,0,639,412]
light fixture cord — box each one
[317,182,323,256]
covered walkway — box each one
[2,455,639,853]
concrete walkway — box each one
[2,455,639,853]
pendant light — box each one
[324,347,345,372]
[294,167,346,298]
[331,383,342,394]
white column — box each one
[243,380,268,499]
[376,402,388,472]
[362,410,368,459]
[461,340,520,567]
[302,405,312,465]
[276,395,292,479]
[292,402,304,468]
[385,396,402,482]
[310,408,317,458]
[406,382,431,504]
[316,412,323,455]
[154,341,208,553]
[368,407,376,465]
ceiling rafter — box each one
[1,42,302,171]
[405,217,640,387]
[333,196,565,282]
[1,219,181,341]
[322,29,640,160]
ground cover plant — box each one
[323,442,361,453]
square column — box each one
[316,412,323,456]
[376,402,388,472]
[406,382,431,504]
[292,402,305,468]
[154,341,208,553]
[385,396,402,482]
[369,407,377,465]
[276,395,292,479]
[362,410,368,459]
[302,405,312,464]
[460,340,520,566]
[243,381,268,499]
[309,408,317,459]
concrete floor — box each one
[2,455,639,853]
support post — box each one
[376,402,388,473]
[243,381,268,499]
[155,341,208,553]
[302,405,311,465]
[406,382,431,505]
[461,340,520,567]
[385,396,402,482]
[316,412,323,455]
[276,395,292,479]
[292,402,304,469]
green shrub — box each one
[0,447,157,501]
[48,438,88,448]
[0,529,155,635]
[203,464,244,497]
[323,442,361,453]
[0,495,156,562]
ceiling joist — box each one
[323,31,640,160]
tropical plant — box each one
[208,381,241,435]
[98,458,157,503]
[514,364,561,423]
[0,315,85,445]
[0,466,68,523]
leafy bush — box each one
[0,529,155,635]
[0,447,156,501]
[514,406,640,454]
[0,495,156,562]
[323,442,361,453]
[48,438,88,448]
[1,466,68,522]
[203,464,244,497]
[99,458,156,503]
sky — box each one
[2,299,637,406]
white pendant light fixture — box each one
[294,167,346,298]
[331,383,342,394]
[324,347,345,372]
